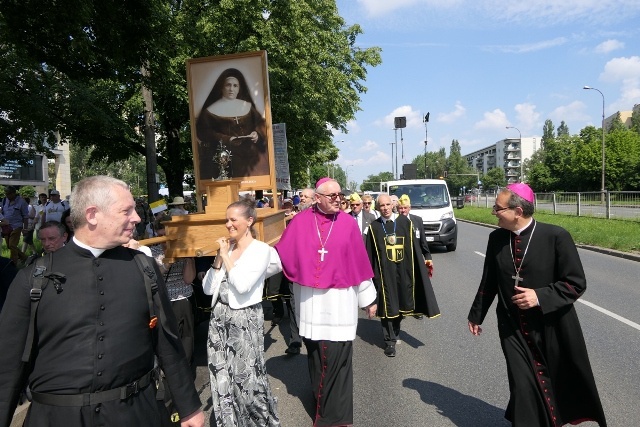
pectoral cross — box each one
[512,272,523,288]
[234,116,239,124]
[318,247,328,262]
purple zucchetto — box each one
[315,177,332,189]
[506,183,535,203]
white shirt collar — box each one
[73,236,107,257]
[513,218,534,236]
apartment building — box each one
[464,136,540,184]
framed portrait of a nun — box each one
[187,51,275,193]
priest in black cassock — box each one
[366,194,440,357]
[467,183,607,427]
[0,176,203,427]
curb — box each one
[458,219,640,263]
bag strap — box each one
[133,253,177,340]
[22,254,52,362]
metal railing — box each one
[465,191,640,222]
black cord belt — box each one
[30,370,154,407]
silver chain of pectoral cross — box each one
[314,209,337,262]
[509,221,537,288]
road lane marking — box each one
[473,251,640,331]
[577,300,640,331]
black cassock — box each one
[366,215,440,319]
[468,220,607,427]
[0,242,200,427]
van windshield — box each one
[388,184,450,209]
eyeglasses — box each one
[492,204,511,213]
[318,192,344,201]
[363,202,372,206]
[350,203,361,207]
[340,201,348,205]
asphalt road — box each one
[191,220,640,426]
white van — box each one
[380,179,458,251]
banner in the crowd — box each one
[273,123,291,191]
[149,199,168,214]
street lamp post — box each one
[423,112,430,179]
[583,86,606,203]
[506,126,522,182]
[328,139,344,179]
[346,164,354,191]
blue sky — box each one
[332,0,640,188]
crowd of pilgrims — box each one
[0,180,607,427]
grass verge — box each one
[455,206,640,254]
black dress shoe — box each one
[285,344,301,355]
[384,345,396,357]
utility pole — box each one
[423,112,430,178]
[141,63,158,202]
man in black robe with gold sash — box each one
[366,194,440,357]
[468,183,606,427]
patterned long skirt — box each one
[207,301,281,427]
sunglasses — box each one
[318,192,345,201]
[492,204,512,213]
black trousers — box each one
[380,315,403,346]
[303,339,353,427]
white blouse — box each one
[203,239,282,309]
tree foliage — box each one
[360,172,393,192]
[481,167,507,191]
[0,0,381,195]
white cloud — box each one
[483,0,640,25]
[359,140,379,152]
[600,56,640,82]
[376,105,423,130]
[514,103,541,131]
[437,102,466,124]
[355,0,462,18]
[345,119,360,134]
[549,101,589,124]
[594,39,625,54]
[353,0,640,26]
[484,37,568,54]
[474,109,509,130]
[600,56,640,112]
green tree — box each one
[70,143,166,197]
[481,167,506,192]
[360,172,393,192]
[542,119,555,149]
[608,112,627,133]
[0,0,381,197]
[631,108,640,135]
[603,129,640,190]
[557,121,570,137]
[414,148,447,179]
[446,140,476,192]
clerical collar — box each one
[73,236,107,257]
[382,213,397,223]
[513,218,534,236]
[314,205,337,217]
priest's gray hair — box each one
[70,176,131,229]
[504,189,535,217]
